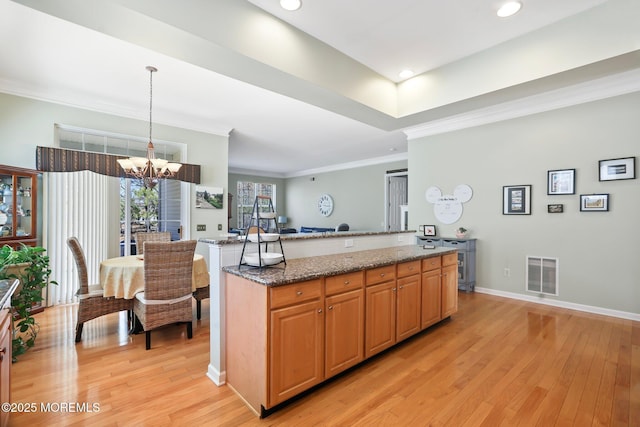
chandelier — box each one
[118,66,182,188]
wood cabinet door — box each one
[325,288,364,378]
[269,299,324,406]
[441,263,458,318]
[365,281,396,358]
[396,274,421,341]
[0,309,11,427]
[421,269,442,329]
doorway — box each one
[385,171,408,231]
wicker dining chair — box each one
[192,285,210,320]
[133,240,196,350]
[134,231,171,255]
[67,237,133,343]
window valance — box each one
[36,146,201,184]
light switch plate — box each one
[197,224,206,231]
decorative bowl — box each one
[253,212,276,219]
[247,233,280,242]
[243,252,283,267]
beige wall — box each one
[408,92,640,315]
[285,160,408,231]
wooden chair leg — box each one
[145,331,151,350]
[187,322,193,339]
[75,322,84,343]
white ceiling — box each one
[248,0,607,82]
[0,0,633,177]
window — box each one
[120,178,182,255]
[56,124,186,256]
[56,124,181,161]
[236,181,276,230]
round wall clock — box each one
[317,193,334,216]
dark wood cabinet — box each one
[0,165,38,249]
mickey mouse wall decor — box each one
[425,184,473,224]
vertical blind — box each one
[45,171,113,306]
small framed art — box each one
[547,169,575,195]
[580,194,609,211]
[547,204,564,213]
[503,185,531,215]
[599,157,635,181]
[423,225,436,236]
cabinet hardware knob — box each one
[328,305,333,310]
[0,347,5,362]
[296,291,303,295]
[399,286,403,289]
[380,273,385,277]
[392,287,397,291]
[344,280,350,285]
[317,309,323,313]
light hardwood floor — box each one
[9,292,639,426]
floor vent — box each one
[526,256,559,296]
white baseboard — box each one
[207,364,226,386]
[475,287,640,322]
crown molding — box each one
[0,80,234,138]
[285,152,408,178]
[403,69,640,140]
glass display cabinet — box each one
[0,165,38,249]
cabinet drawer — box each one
[365,265,396,286]
[442,252,458,267]
[270,279,322,309]
[397,260,420,278]
[422,256,441,272]
[442,239,471,249]
[417,237,442,245]
[325,271,364,296]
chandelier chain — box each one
[117,65,182,188]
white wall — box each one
[408,92,640,315]
[0,92,229,242]
[285,160,407,231]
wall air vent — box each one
[526,256,558,296]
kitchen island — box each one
[223,246,458,417]
[198,229,418,386]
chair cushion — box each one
[76,283,104,300]
[135,292,192,305]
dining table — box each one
[100,253,210,299]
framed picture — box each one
[423,225,436,236]
[195,186,224,209]
[547,204,563,213]
[547,169,575,195]
[503,185,531,215]
[599,157,635,181]
[580,194,609,211]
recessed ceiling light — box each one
[399,69,414,80]
[280,0,302,11]
[497,1,522,18]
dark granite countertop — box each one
[223,245,455,286]
[0,278,19,308]
[199,229,417,246]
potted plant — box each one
[0,244,57,361]
[455,227,468,238]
